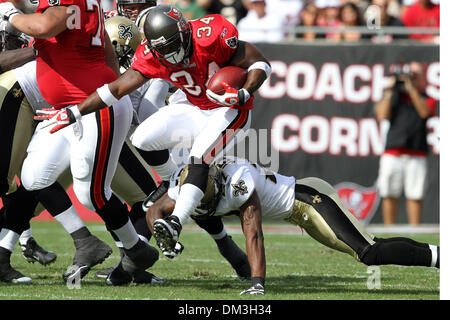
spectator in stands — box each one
[401,0,439,42]
[236,0,285,43]
[368,0,405,43]
[337,1,364,41]
[297,1,320,40]
[374,61,437,225]
[315,0,342,41]
[203,0,248,26]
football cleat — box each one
[153,215,182,254]
[21,237,57,266]
[122,239,159,273]
[0,263,32,284]
[105,263,132,286]
[94,265,117,279]
[105,262,164,286]
[0,247,32,284]
[62,264,90,283]
[62,235,112,282]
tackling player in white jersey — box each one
[146,157,440,295]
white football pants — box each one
[131,100,251,166]
[21,97,133,212]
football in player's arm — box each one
[20,7,270,135]
[145,158,440,295]
[28,5,271,260]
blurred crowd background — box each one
[101,0,440,44]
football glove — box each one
[34,105,82,134]
[0,2,22,23]
[206,81,250,107]
[240,283,265,295]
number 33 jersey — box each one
[34,0,117,109]
[132,14,254,111]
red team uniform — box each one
[130,14,252,165]
[22,0,134,216]
[132,14,253,111]
[35,0,117,109]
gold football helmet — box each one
[179,165,223,218]
[105,16,141,69]
[135,7,152,35]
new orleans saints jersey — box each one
[168,157,296,220]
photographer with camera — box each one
[374,61,437,225]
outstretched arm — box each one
[239,191,266,295]
[0,47,36,73]
[77,68,149,115]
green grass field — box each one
[0,220,439,300]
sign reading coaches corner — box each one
[250,43,439,224]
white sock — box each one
[0,229,20,253]
[210,227,228,240]
[152,156,178,181]
[19,228,33,246]
[429,245,438,267]
[112,219,139,249]
[54,206,85,234]
[172,183,204,225]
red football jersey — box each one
[131,14,253,110]
[35,0,117,109]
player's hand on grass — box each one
[34,105,82,133]
[206,81,250,107]
[240,283,265,295]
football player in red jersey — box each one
[0,0,159,282]
[30,4,272,256]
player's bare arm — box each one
[239,190,266,281]
[104,32,121,77]
[77,68,149,115]
[10,7,71,39]
[0,47,36,73]
[228,40,270,95]
[145,193,176,234]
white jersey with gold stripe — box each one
[168,157,296,220]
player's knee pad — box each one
[21,164,52,192]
